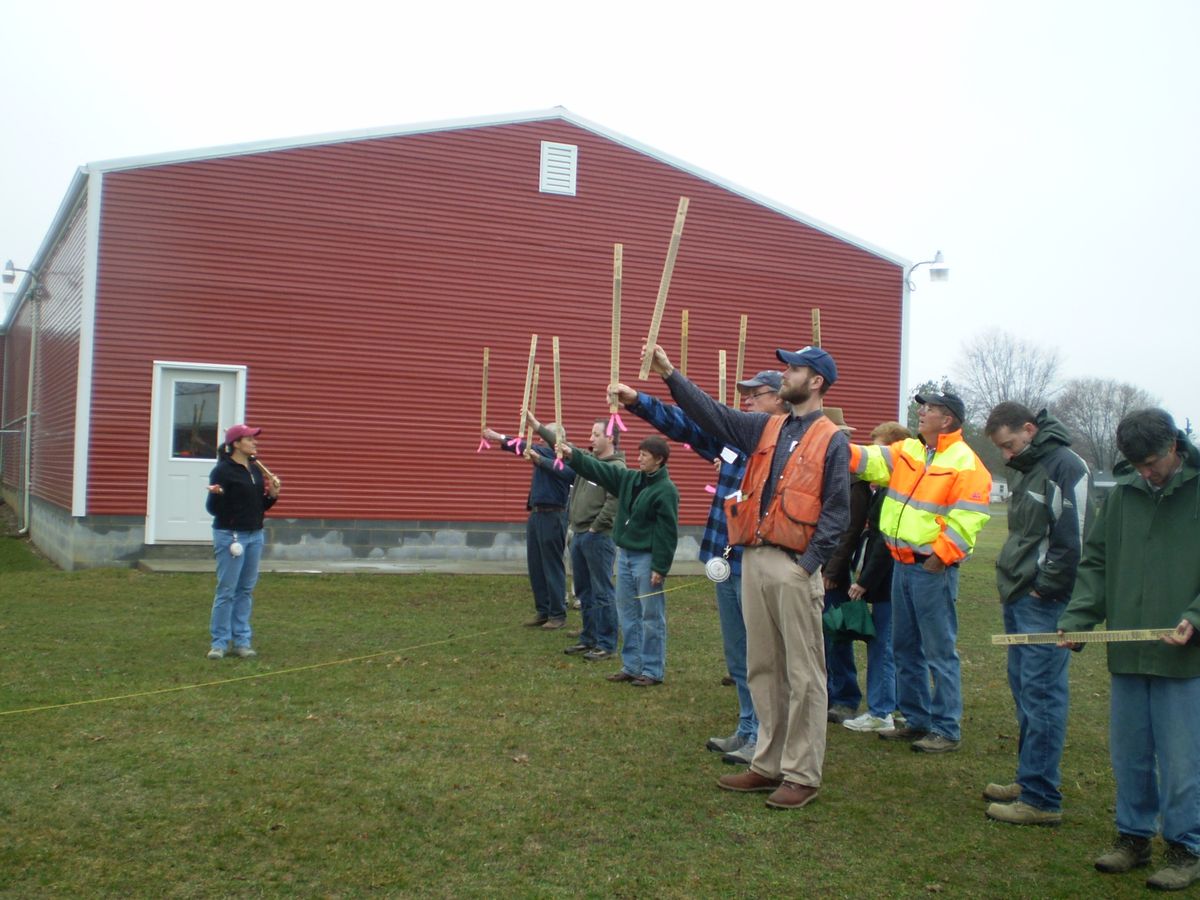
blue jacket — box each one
[627,391,746,576]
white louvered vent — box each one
[539,141,578,195]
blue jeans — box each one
[527,510,567,620]
[1110,674,1200,854]
[865,600,897,717]
[210,528,264,650]
[824,587,862,710]
[1003,593,1070,812]
[571,531,617,653]
[891,561,962,741]
[615,548,666,681]
[715,575,758,741]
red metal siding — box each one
[2,203,85,509]
[91,120,903,526]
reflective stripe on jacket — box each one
[849,429,991,565]
[725,414,837,552]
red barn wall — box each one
[1,201,85,510]
[91,119,902,527]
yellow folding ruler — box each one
[991,628,1177,645]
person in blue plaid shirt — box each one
[610,371,790,765]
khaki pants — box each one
[741,545,827,787]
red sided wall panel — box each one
[89,120,902,525]
[2,202,85,508]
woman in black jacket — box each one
[205,424,280,660]
[841,421,911,732]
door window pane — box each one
[172,381,220,459]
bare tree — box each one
[1052,377,1158,473]
[955,329,1063,423]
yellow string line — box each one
[0,578,711,719]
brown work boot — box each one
[717,770,782,793]
[605,671,636,682]
[523,615,549,627]
[765,781,819,810]
[1147,843,1200,890]
[1095,833,1153,874]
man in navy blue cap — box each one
[643,341,850,810]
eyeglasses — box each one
[743,390,775,401]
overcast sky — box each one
[4,0,1197,426]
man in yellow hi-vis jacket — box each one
[849,391,991,753]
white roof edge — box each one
[1,167,90,331]
[85,106,908,269]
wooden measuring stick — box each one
[517,333,538,441]
[526,364,540,449]
[735,314,748,388]
[991,628,1177,646]
[679,309,689,378]
[811,309,821,348]
[718,350,727,406]
[639,196,690,379]
[552,336,564,458]
[477,347,491,451]
[480,347,490,431]
[610,244,622,413]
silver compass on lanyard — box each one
[705,545,733,583]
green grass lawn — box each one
[0,513,1149,898]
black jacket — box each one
[206,455,277,531]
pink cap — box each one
[224,424,262,444]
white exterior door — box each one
[148,363,245,543]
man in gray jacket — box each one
[984,402,1089,826]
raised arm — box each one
[642,344,766,454]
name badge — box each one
[720,446,739,465]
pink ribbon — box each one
[554,458,564,470]
[505,437,524,452]
[477,438,492,452]
[606,412,627,436]
[704,484,717,494]
[683,443,693,451]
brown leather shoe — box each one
[523,616,549,627]
[630,676,662,687]
[766,781,819,810]
[718,770,782,793]
[606,671,636,682]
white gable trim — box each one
[83,107,907,269]
[71,172,103,516]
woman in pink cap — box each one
[204,424,280,660]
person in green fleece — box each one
[558,434,679,686]
[1057,408,1200,890]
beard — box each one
[779,380,811,405]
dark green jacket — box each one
[996,411,1090,603]
[568,449,679,576]
[1058,437,1200,677]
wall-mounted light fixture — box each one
[906,250,949,290]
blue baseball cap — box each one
[776,346,838,386]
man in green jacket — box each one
[984,403,1090,827]
[1058,408,1200,890]
[560,435,679,686]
